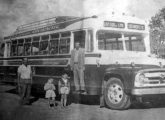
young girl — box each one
[44,78,56,107]
[58,73,70,108]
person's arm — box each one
[58,81,61,94]
[82,49,85,66]
[52,84,55,90]
[44,84,48,91]
[70,50,74,71]
[17,72,21,94]
[30,66,33,84]
[81,48,85,70]
[68,81,71,93]
[17,67,21,93]
[17,72,20,85]
[30,73,32,84]
[44,83,51,91]
[17,66,21,85]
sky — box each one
[0,0,165,39]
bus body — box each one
[1,14,165,109]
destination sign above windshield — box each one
[104,21,125,28]
[127,23,145,30]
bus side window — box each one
[24,43,31,56]
[50,40,59,54]
[17,39,24,56]
[11,40,17,56]
[11,45,17,56]
[32,42,39,55]
[59,32,71,54]
[24,38,32,56]
[50,33,59,55]
[74,30,86,48]
[59,38,70,54]
[6,42,11,57]
[39,41,49,55]
[40,35,49,55]
[18,45,24,56]
[32,36,40,55]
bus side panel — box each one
[0,66,5,81]
[85,65,104,95]
[0,66,17,84]
[32,76,55,97]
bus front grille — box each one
[144,71,165,86]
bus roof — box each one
[4,14,148,40]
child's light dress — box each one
[44,83,56,98]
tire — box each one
[104,77,131,110]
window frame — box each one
[11,40,18,56]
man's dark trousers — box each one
[19,79,32,104]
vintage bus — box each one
[1,14,165,110]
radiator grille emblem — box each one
[160,74,165,83]
[160,74,165,79]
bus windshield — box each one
[124,33,146,52]
[97,30,146,52]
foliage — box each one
[149,7,165,56]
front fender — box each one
[103,67,137,95]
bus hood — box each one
[98,50,165,67]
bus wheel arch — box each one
[103,75,131,110]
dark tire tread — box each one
[104,77,131,110]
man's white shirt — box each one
[18,64,31,79]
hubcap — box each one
[107,83,123,104]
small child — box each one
[58,73,70,108]
[44,78,56,107]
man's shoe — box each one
[73,90,80,94]
[81,90,87,95]
[100,105,104,108]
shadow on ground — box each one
[5,85,100,106]
[3,83,165,110]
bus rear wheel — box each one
[104,77,131,110]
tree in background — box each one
[149,7,165,57]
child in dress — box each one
[44,78,56,107]
[58,73,70,108]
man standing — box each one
[18,58,32,105]
[70,42,86,94]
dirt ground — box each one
[1,83,165,120]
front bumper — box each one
[132,87,165,96]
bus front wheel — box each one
[104,77,131,110]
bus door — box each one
[73,30,86,48]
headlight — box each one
[134,73,149,87]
